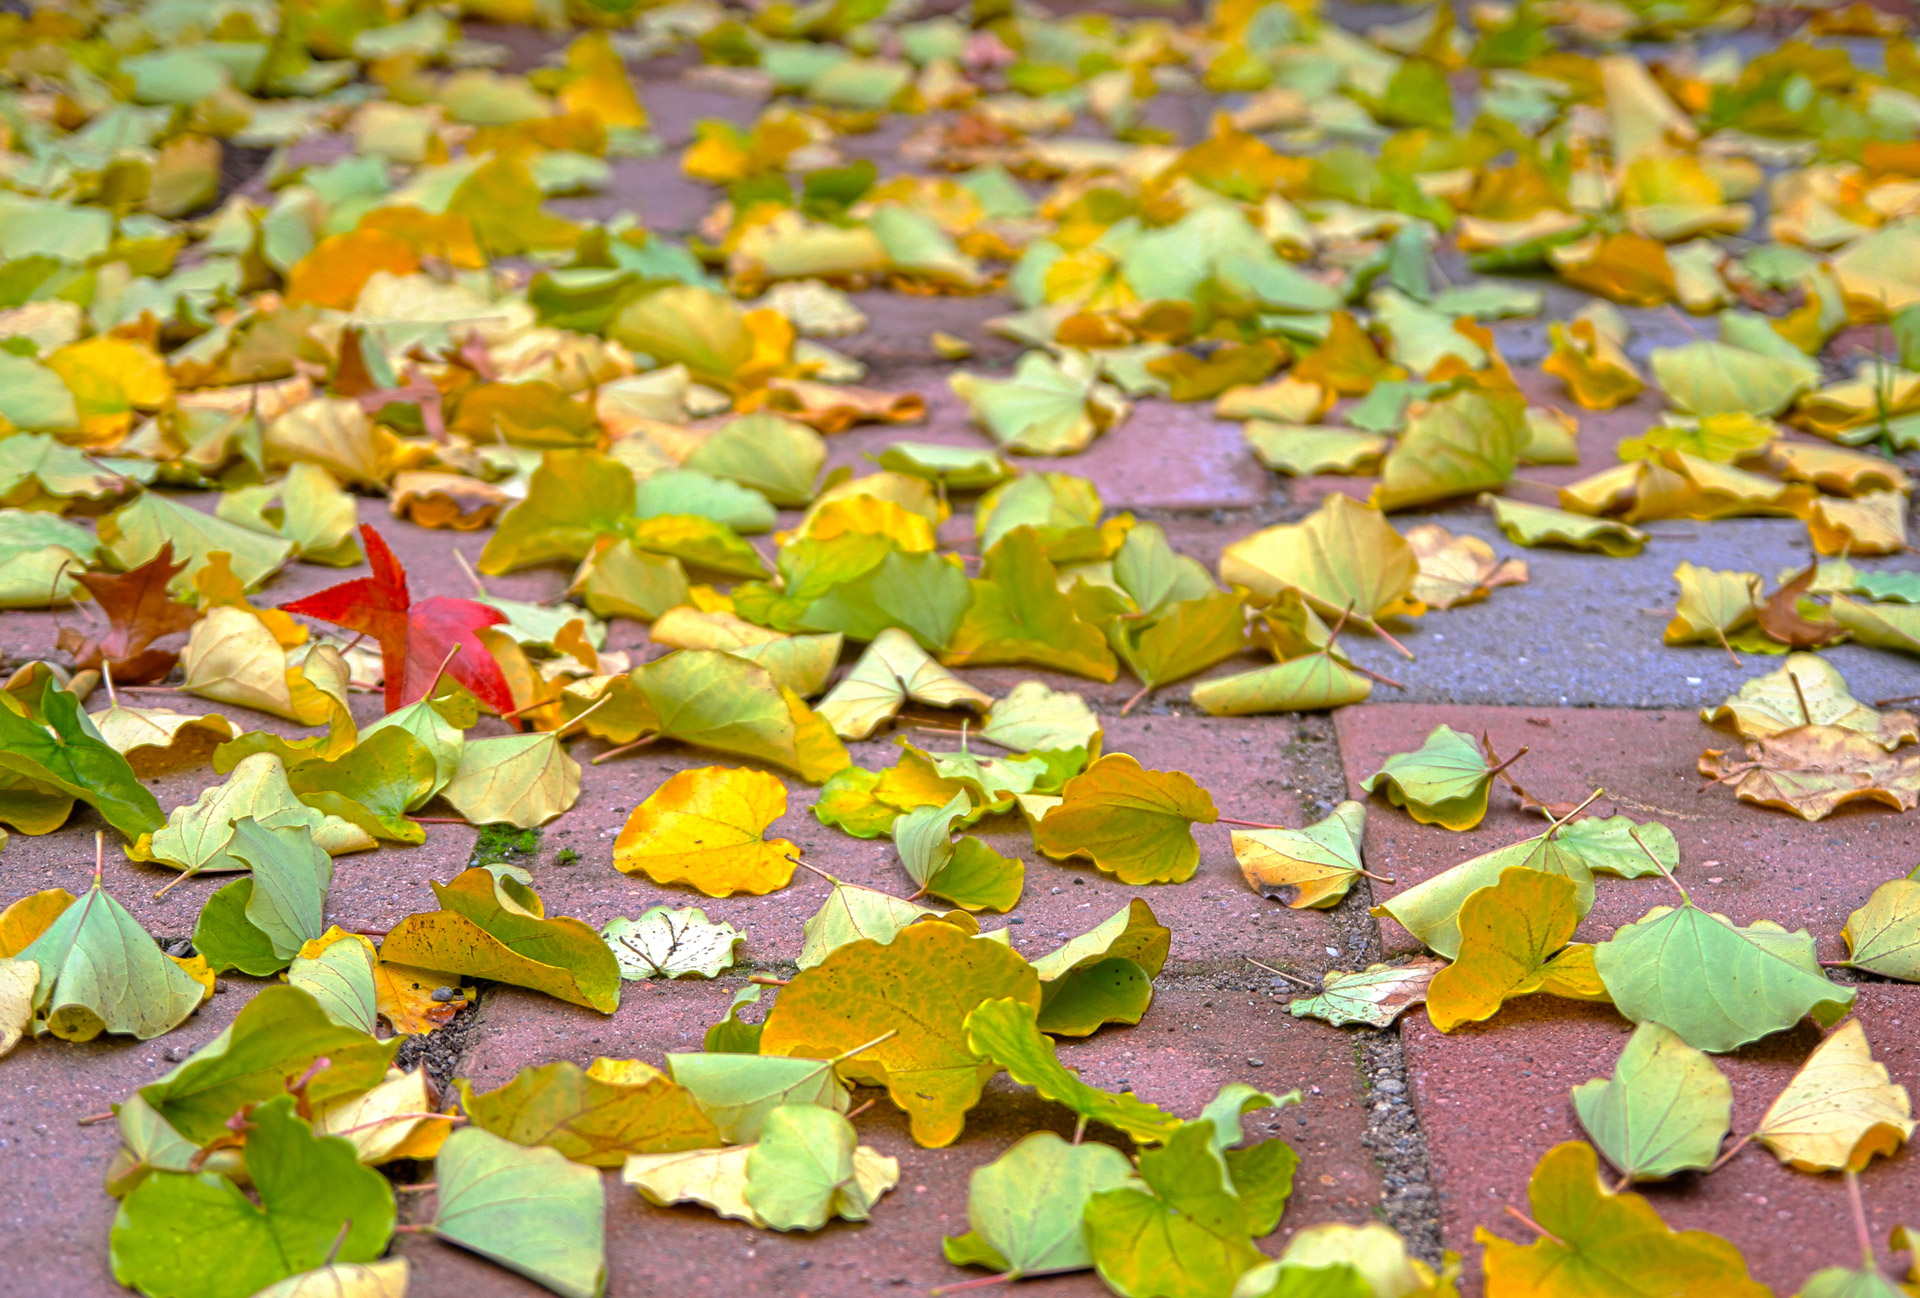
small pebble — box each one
[431,986,456,1002]
[1008,916,1024,924]
[1246,1057,1265,1068]
[1376,1078,1405,1094]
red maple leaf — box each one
[280,524,514,715]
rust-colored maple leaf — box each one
[1756,564,1845,650]
[56,543,201,683]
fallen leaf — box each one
[1405,524,1528,610]
[440,731,582,828]
[665,1050,850,1144]
[1572,1022,1732,1182]
[1476,1142,1770,1298]
[432,1127,606,1298]
[1220,493,1422,640]
[458,1060,720,1167]
[1029,898,1169,1036]
[603,907,744,980]
[1595,899,1854,1052]
[1288,960,1443,1028]
[16,876,204,1041]
[378,868,621,1013]
[281,524,515,715]
[57,545,200,684]
[943,1131,1137,1282]
[1484,496,1650,557]
[979,681,1103,754]
[1704,655,1917,749]
[949,351,1128,455]
[621,1109,898,1230]
[1807,491,1910,558]
[1839,870,1920,982]
[109,1097,395,1298]
[760,920,1039,1147]
[312,1066,452,1165]
[1372,388,1528,513]
[1832,596,1920,659]
[964,996,1182,1143]
[817,628,994,740]
[612,766,797,896]
[1234,800,1371,909]
[1427,867,1586,1032]
[1083,1121,1266,1298]
[745,1105,897,1231]
[289,928,380,1035]
[1700,726,1920,820]
[945,527,1119,681]
[1664,561,1765,655]
[0,681,164,842]
[1755,1019,1915,1173]
[1032,753,1218,885]
[1362,724,1503,831]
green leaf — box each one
[360,699,467,798]
[1031,899,1170,1036]
[1083,1122,1266,1298]
[813,766,900,838]
[634,470,776,533]
[1795,1267,1910,1298]
[1360,724,1496,831]
[950,350,1128,455]
[964,996,1182,1143]
[602,907,743,980]
[666,1051,850,1143]
[980,681,1102,754]
[1650,340,1814,417]
[703,985,764,1054]
[193,878,293,977]
[1115,523,1218,615]
[440,731,582,828]
[109,1097,395,1298]
[871,441,1012,492]
[100,491,293,593]
[228,819,332,960]
[149,753,336,878]
[798,548,974,652]
[744,1105,880,1231]
[139,985,399,1144]
[947,528,1118,681]
[480,447,635,574]
[286,930,378,1034]
[1841,870,1920,980]
[1594,902,1856,1053]
[17,881,204,1041]
[943,1131,1137,1279]
[1191,651,1374,716]
[682,413,825,508]
[0,682,164,840]
[434,1127,607,1298]
[287,727,437,843]
[1554,814,1679,878]
[1571,1022,1733,1181]
[797,880,954,969]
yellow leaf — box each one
[1219,492,1423,634]
[817,628,994,741]
[283,229,421,311]
[1703,654,1918,749]
[1663,561,1763,651]
[1477,1142,1771,1298]
[1373,388,1528,513]
[1427,867,1585,1032]
[1233,800,1369,909]
[1483,496,1649,557]
[314,1067,455,1165]
[1290,312,1405,396]
[1807,491,1908,557]
[944,527,1118,681]
[1755,1019,1915,1172]
[1549,232,1675,307]
[1542,318,1644,410]
[371,960,471,1036]
[1405,524,1528,610]
[0,887,73,957]
[558,31,648,130]
[760,921,1040,1148]
[1768,442,1911,497]
[459,1059,720,1167]
[44,337,173,445]
[1032,753,1218,885]
[612,766,798,897]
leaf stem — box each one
[1218,817,1288,829]
[1119,682,1153,717]
[102,661,117,708]
[1542,788,1607,838]
[1789,669,1814,727]
[1708,1133,1750,1174]
[1482,745,1530,782]
[1628,826,1689,905]
[829,1029,900,1065]
[590,733,660,765]
[1245,957,1318,990]
[452,549,487,595]
[844,1099,876,1121]
[550,694,609,740]
[1353,663,1407,690]
[1847,1169,1876,1272]
[1503,1204,1567,1248]
[1714,624,1741,670]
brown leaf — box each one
[56,543,201,683]
[1700,725,1920,820]
[1756,564,1845,650]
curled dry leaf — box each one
[1700,726,1920,821]
[1754,1019,1915,1173]
[1403,523,1528,610]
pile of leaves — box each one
[0,0,1916,1295]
